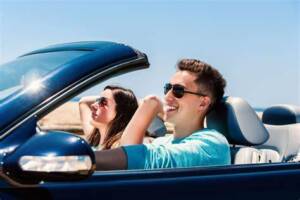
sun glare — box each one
[26,80,43,92]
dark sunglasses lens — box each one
[164,83,184,98]
[164,83,172,95]
[172,85,184,98]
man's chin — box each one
[164,115,176,124]
[164,111,176,122]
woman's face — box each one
[90,89,117,128]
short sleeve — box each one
[122,145,147,169]
[122,130,230,170]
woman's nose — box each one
[90,102,98,111]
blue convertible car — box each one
[0,41,299,199]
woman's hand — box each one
[79,96,98,140]
[79,96,98,106]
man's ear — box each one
[197,96,211,112]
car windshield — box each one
[0,51,89,101]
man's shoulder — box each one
[193,128,220,135]
[189,128,224,139]
[152,134,173,145]
[150,128,229,147]
[187,128,229,146]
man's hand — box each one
[141,95,164,117]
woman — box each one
[79,85,138,150]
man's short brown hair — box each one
[177,59,226,108]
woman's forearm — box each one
[79,96,98,139]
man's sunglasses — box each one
[164,83,206,98]
[95,97,108,106]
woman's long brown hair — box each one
[88,85,138,150]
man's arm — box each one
[120,96,163,145]
[94,147,127,170]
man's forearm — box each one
[94,148,127,170]
[120,97,159,145]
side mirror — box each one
[2,131,95,184]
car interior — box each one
[37,94,300,167]
[206,96,300,164]
[37,100,169,143]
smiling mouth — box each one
[91,112,97,119]
[164,105,178,112]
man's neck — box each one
[173,121,204,139]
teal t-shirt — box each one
[122,128,231,169]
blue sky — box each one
[0,0,299,108]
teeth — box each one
[164,105,177,112]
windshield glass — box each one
[0,51,89,101]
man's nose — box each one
[164,89,174,102]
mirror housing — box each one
[2,131,95,184]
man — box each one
[95,59,230,170]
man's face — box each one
[164,71,207,126]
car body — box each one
[0,41,300,199]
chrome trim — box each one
[0,56,148,139]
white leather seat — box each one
[234,147,280,164]
[206,98,300,165]
[259,105,300,162]
[259,124,289,161]
[206,97,279,165]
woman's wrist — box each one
[79,96,97,104]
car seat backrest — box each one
[206,97,281,164]
[147,116,167,138]
[206,96,269,146]
[262,104,300,125]
[261,105,300,161]
[259,124,289,160]
[285,124,300,160]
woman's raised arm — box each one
[79,96,98,140]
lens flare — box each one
[26,80,43,92]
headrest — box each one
[206,96,269,146]
[147,116,167,137]
[262,105,300,125]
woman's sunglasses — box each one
[95,97,108,107]
[164,83,206,98]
